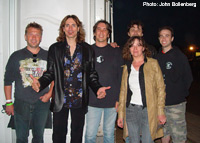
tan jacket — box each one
[118,58,166,140]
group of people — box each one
[4,14,193,143]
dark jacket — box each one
[156,46,193,105]
[39,40,102,112]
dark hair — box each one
[56,15,85,42]
[158,26,174,37]
[127,20,144,33]
[25,22,43,35]
[93,20,112,41]
[122,36,151,60]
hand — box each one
[158,115,166,125]
[115,101,119,112]
[97,86,111,99]
[30,74,40,92]
[110,42,119,48]
[40,93,51,102]
[117,118,123,128]
[5,105,14,116]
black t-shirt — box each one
[88,44,123,108]
[4,47,49,104]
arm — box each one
[32,46,55,92]
[117,65,127,128]
[115,49,124,102]
[115,101,119,111]
[40,81,54,102]
[38,45,56,91]
[4,53,16,116]
[87,45,103,94]
[117,118,124,128]
[155,61,166,124]
[182,56,193,90]
[115,49,124,111]
[4,86,14,116]
[110,42,119,48]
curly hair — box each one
[122,36,151,60]
[56,15,85,43]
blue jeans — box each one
[14,98,50,143]
[125,137,130,143]
[85,106,117,143]
[126,104,153,143]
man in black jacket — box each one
[31,15,110,143]
[156,26,193,143]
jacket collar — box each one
[124,56,147,74]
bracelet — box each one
[6,102,13,106]
[6,99,12,103]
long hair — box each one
[122,36,150,60]
[56,15,85,43]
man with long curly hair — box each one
[31,15,110,143]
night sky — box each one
[113,0,200,51]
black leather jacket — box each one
[39,40,102,112]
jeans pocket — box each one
[14,99,30,120]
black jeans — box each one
[52,106,86,143]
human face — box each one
[63,18,79,40]
[128,25,143,37]
[94,23,109,43]
[25,27,42,49]
[129,39,144,58]
[159,29,174,49]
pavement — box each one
[185,79,200,143]
[115,108,200,143]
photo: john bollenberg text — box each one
[143,2,197,7]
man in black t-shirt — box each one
[4,22,53,143]
[85,20,123,143]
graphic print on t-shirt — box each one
[19,58,47,87]
[96,55,104,63]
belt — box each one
[130,103,145,109]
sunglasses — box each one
[33,54,37,62]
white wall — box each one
[0,0,15,143]
[19,0,87,50]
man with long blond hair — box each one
[31,15,110,143]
